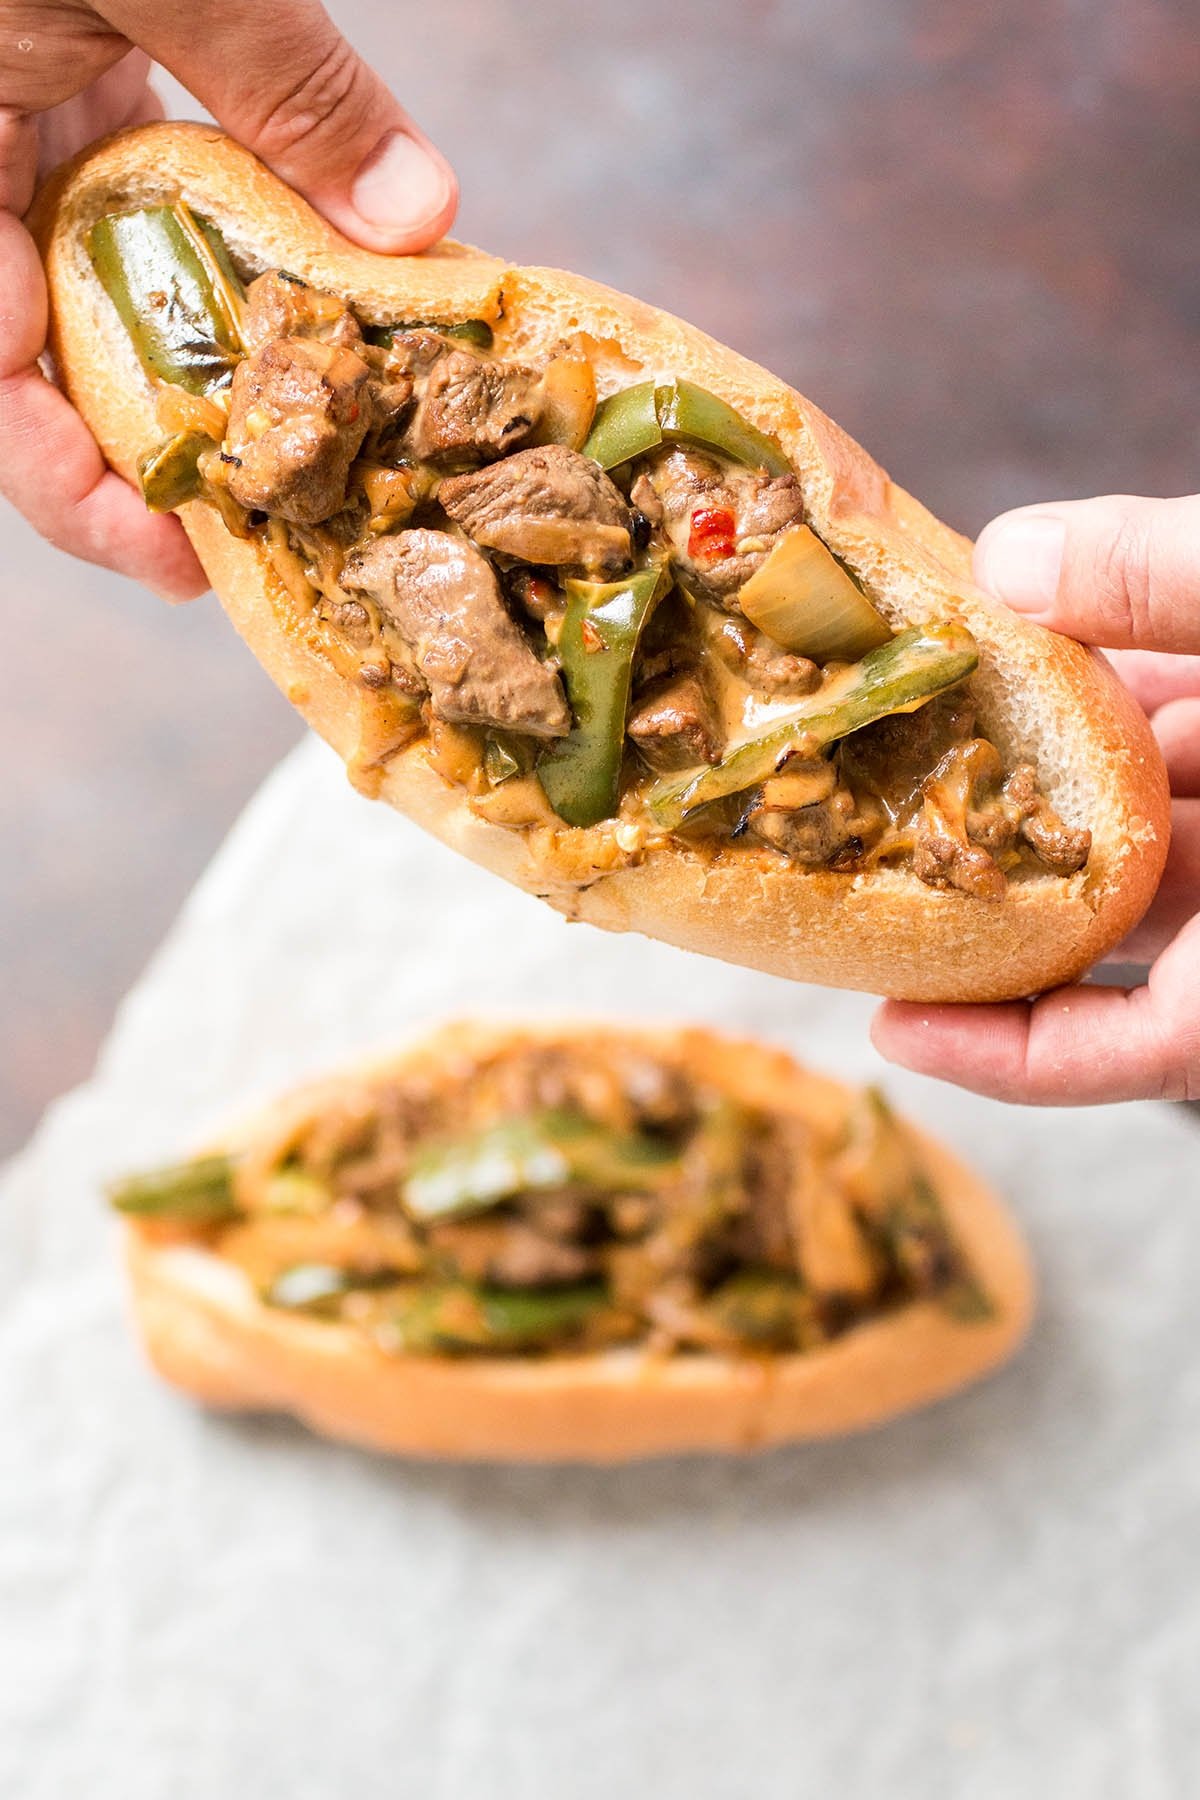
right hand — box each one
[873,493,1200,1106]
[0,1,458,598]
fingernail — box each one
[351,130,454,238]
[974,512,1066,617]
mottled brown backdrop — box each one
[3,0,1198,1153]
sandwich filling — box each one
[88,204,1090,898]
[109,1038,992,1358]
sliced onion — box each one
[738,526,891,663]
[532,352,597,450]
[155,381,228,441]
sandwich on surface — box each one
[108,1020,1033,1462]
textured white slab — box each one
[2,733,1198,1799]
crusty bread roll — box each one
[116,1020,1033,1462]
[34,124,1169,1001]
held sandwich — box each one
[107,1020,1033,1462]
[36,125,1168,1000]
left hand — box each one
[872,494,1200,1105]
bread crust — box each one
[34,124,1170,1001]
[119,1020,1034,1462]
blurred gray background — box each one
[3,0,1198,1154]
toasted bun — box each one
[34,124,1169,1001]
[119,1020,1033,1462]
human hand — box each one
[873,493,1200,1105]
[0,1,457,599]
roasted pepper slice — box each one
[702,1271,821,1350]
[107,1152,240,1223]
[377,1279,609,1353]
[403,1105,679,1224]
[646,622,979,829]
[537,560,672,827]
[137,427,210,511]
[87,204,244,393]
[366,318,494,350]
[583,377,791,477]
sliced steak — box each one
[224,337,371,523]
[998,765,1091,875]
[706,614,821,696]
[399,343,542,465]
[637,446,806,608]
[746,784,873,867]
[341,529,570,737]
[241,270,363,353]
[912,828,1007,901]
[628,672,723,772]
[439,444,633,576]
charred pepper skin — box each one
[87,205,244,394]
[647,622,981,829]
[537,561,673,828]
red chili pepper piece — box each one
[687,506,737,563]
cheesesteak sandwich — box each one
[37,125,1167,1000]
[107,1021,1032,1461]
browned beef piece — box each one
[912,831,1007,900]
[341,529,570,737]
[707,614,821,695]
[839,695,976,812]
[747,785,872,866]
[393,342,542,464]
[439,445,633,576]
[241,270,363,353]
[224,337,371,523]
[636,446,806,607]
[628,672,723,771]
[1000,766,1092,875]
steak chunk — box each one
[999,765,1092,875]
[224,337,371,523]
[341,529,570,737]
[439,444,633,576]
[628,672,723,771]
[747,785,873,867]
[706,614,821,696]
[241,270,363,353]
[634,447,806,608]
[385,338,543,465]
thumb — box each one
[100,0,457,253]
[973,492,1200,654]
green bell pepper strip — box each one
[87,204,245,394]
[582,377,792,477]
[403,1105,679,1224]
[107,1152,241,1223]
[704,1271,817,1349]
[646,622,979,829]
[537,560,672,828]
[137,428,210,511]
[379,1280,610,1354]
[365,318,494,350]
